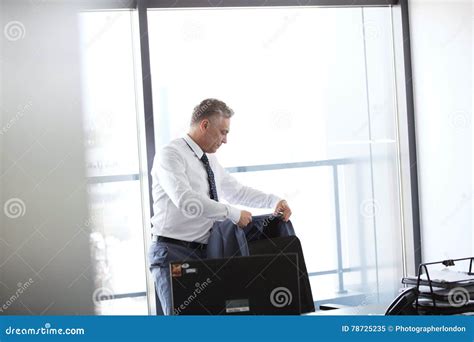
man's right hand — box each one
[237,210,252,228]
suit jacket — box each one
[207,214,295,258]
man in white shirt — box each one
[148,98,292,315]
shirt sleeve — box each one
[155,146,239,223]
[217,162,282,210]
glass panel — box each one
[79,10,147,315]
[148,6,403,307]
[229,167,338,274]
[88,181,147,315]
[97,296,148,316]
[79,11,140,177]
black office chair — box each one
[385,287,419,315]
[248,236,315,314]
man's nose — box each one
[222,136,227,144]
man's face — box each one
[202,115,230,153]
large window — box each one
[74,1,418,315]
[148,6,404,306]
[79,10,148,315]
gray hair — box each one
[191,98,234,126]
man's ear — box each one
[200,119,209,131]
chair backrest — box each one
[385,287,419,315]
[248,236,315,314]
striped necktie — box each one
[200,153,218,201]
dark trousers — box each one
[148,241,206,315]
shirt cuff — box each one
[269,195,283,208]
[227,205,241,224]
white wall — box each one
[0,0,94,314]
[409,0,473,262]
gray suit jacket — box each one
[207,214,295,258]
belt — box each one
[152,235,207,250]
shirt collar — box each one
[183,134,204,159]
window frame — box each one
[85,0,421,315]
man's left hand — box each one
[274,200,292,222]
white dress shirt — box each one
[151,135,281,243]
